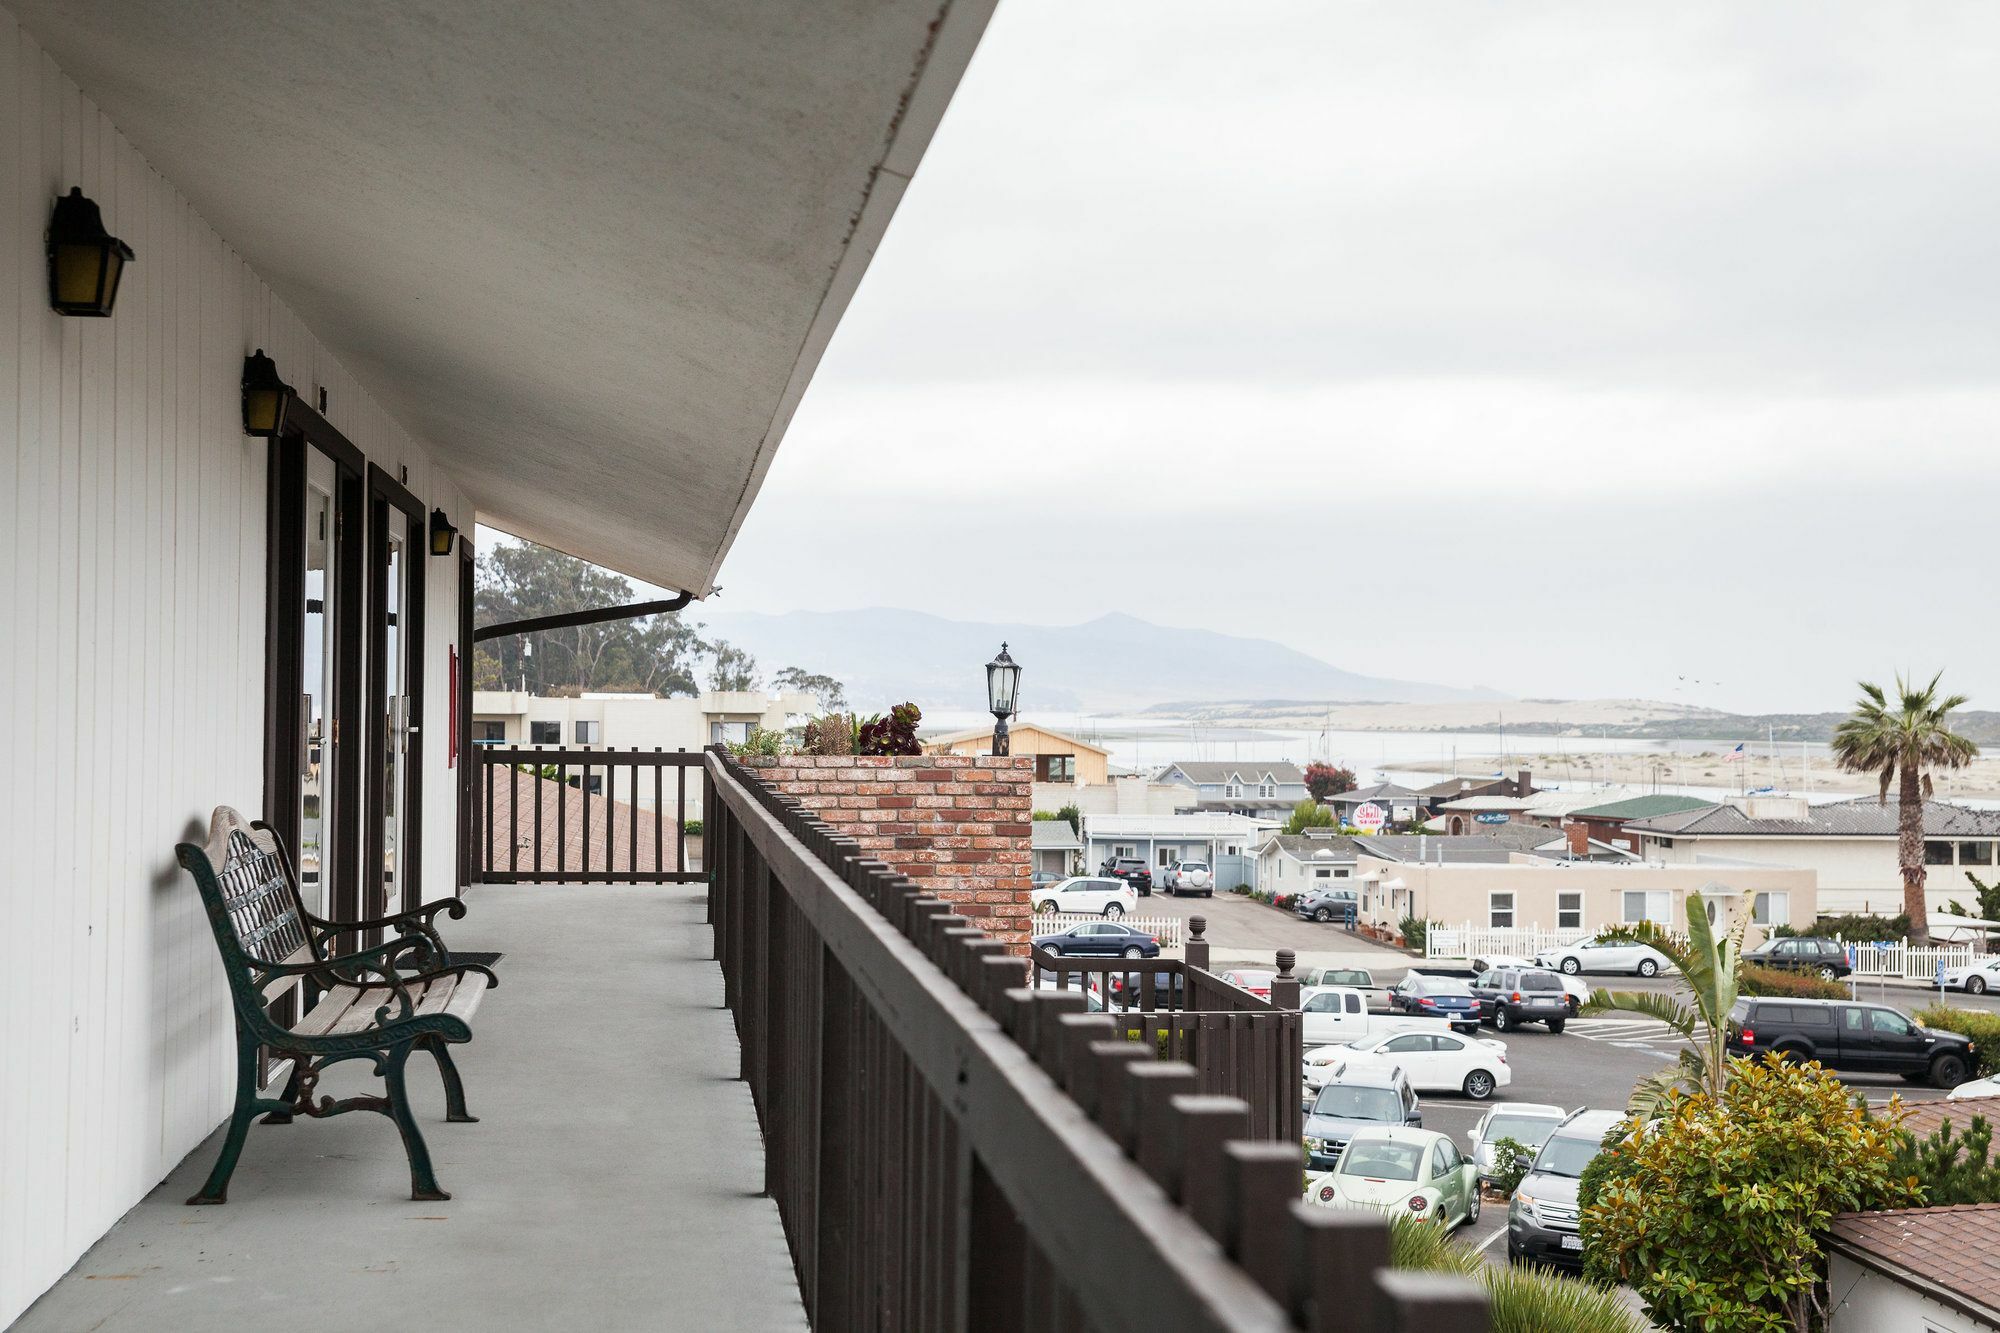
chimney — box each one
[1565,821,1589,857]
[1516,769,1534,798]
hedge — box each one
[1738,964,1847,1000]
[1917,1004,2000,1078]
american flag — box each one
[1724,743,1747,762]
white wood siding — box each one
[1,16,471,1322]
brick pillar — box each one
[743,754,1035,952]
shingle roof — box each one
[1261,834,1365,861]
[1330,782,1422,804]
[1567,794,1718,821]
[1030,819,1082,850]
[1624,797,2000,838]
[1414,775,1509,799]
[1157,761,1306,785]
[1829,1202,2000,1322]
[1356,834,1531,865]
[1891,1094,2000,1144]
[1435,795,1538,812]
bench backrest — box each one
[178,807,321,1009]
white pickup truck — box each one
[1299,985,1452,1047]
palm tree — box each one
[1581,888,1752,1117]
[1830,673,1979,946]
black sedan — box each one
[1032,921,1161,958]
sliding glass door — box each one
[367,470,426,920]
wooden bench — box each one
[176,807,498,1203]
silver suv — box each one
[1163,860,1213,897]
[1507,1107,1625,1269]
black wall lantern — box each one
[241,349,295,438]
[47,187,135,317]
[429,508,459,557]
[986,642,1022,757]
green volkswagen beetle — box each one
[1303,1126,1482,1228]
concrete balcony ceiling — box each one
[16,0,994,595]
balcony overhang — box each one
[13,0,996,596]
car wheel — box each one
[1770,1043,1809,1064]
[1314,908,1332,923]
[1933,1053,1970,1089]
[1102,904,1125,918]
[1507,1241,1523,1266]
[1494,1007,1514,1033]
[1973,977,1989,995]
[1037,900,1058,914]
[1203,889,1213,898]
[1547,1018,1565,1035]
[1464,1189,1482,1227]
[1463,1070,1496,1100]
[1637,959,1660,978]
[1560,958,1582,976]
[1122,946,1145,959]
[1817,965,1839,982]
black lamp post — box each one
[429,508,459,557]
[47,187,134,316]
[985,642,1021,757]
[241,349,295,438]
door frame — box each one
[457,542,476,894]
[365,463,427,921]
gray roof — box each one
[1157,761,1306,785]
[1623,798,2000,839]
[1357,834,1533,865]
[1030,819,1082,850]
[1414,774,1510,799]
[1329,782,1421,805]
[1262,834,1365,861]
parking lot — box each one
[1131,887,1991,1262]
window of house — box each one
[1752,892,1789,926]
[1225,783,1243,798]
[1558,891,1582,930]
[529,720,561,745]
[575,720,601,745]
[1960,842,1995,867]
[1113,844,1134,858]
[1258,783,1275,798]
[710,720,751,746]
[1926,841,1956,866]
[473,721,506,746]
[1315,867,1331,879]
[1489,892,1515,929]
[1333,867,1349,878]
[1036,754,1076,783]
[1622,890,1671,925]
[1157,848,1173,867]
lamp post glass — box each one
[241,349,295,438]
[986,643,1021,757]
[47,187,135,317]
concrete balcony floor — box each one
[17,883,807,1333]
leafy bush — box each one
[1738,963,1848,1000]
[1886,1111,2000,1205]
[1489,1136,1533,1197]
[799,712,855,755]
[1388,1214,1643,1333]
[1231,883,1253,895]
[1303,761,1357,802]
[1808,912,1909,942]
[1282,800,1336,835]
[1584,1056,1918,1332]
[1916,1004,2000,1077]
[1398,916,1429,952]
[727,726,786,758]
[682,819,704,838]
[1273,893,1300,911]
[855,702,922,756]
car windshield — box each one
[1312,1085,1403,1122]
[1533,1135,1602,1178]
[1339,1140,1424,1181]
[1481,1114,1561,1146]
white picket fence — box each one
[1425,923,1589,961]
[1031,912,1185,949]
[1837,937,1975,983]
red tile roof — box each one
[1830,1202,2000,1322]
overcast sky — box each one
[705,4,2000,714]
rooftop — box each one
[1260,834,1367,860]
[1434,795,1538,812]
[1031,818,1084,851]
[1083,812,1281,837]
[929,721,1111,755]
[1624,796,2000,838]
[1328,782,1422,804]
[1830,1202,2000,1325]
[1567,793,1719,821]
[1156,761,1307,785]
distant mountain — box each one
[695,607,1503,712]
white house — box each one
[1082,812,1278,880]
[1622,795,2000,916]
[1828,1202,2000,1332]
[1255,832,1365,893]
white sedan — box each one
[1940,957,2000,995]
[1032,876,1138,918]
[1535,936,1678,978]
[1310,1029,1511,1100]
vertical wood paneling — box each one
[0,21,474,1325]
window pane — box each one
[575,720,601,745]
[1558,891,1582,930]
[1961,842,1995,867]
[529,720,561,745]
[1926,841,1956,866]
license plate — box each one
[1560,1235,1583,1251]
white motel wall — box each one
[0,18,472,1321]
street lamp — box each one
[985,642,1021,757]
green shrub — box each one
[1809,912,1909,942]
[1916,1004,2000,1077]
[727,725,786,757]
[1738,963,1847,1000]
[1388,1214,1643,1333]
[1886,1112,2000,1205]
[1489,1136,1533,1197]
[1398,916,1429,951]
[1232,883,1253,894]
[682,819,704,838]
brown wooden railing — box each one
[472,746,702,883]
[704,748,1487,1332]
[1028,937,1304,1144]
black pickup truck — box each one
[1727,997,1975,1088]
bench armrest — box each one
[250,936,429,1021]
[305,898,466,970]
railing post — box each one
[1271,949,1300,1011]
[1186,915,1210,971]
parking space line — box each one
[1474,1221,1509,1254]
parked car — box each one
[1299,987,1448,1046]
[1104,968,1186,1008]
[1300,966,1375,990]
[1304,1128,1481,1228]
[1465,1103,1568,1185]
[1301,1062,1421,1169]
[1725,997,1975,1088]
[1509,1108,1627,1268]
[1031,921,1161,959]
[1219,968,1275,1000]
[1388,973,1481,1033]
[1535,936,1677,978]
[1939,957,2000,995]
[1294,888,1358,925]
[1469,966,1570,1033]
[1741,935,1851,980]
[1032,875,1137,918]
[1329,1029,1510,1100]
[1161,860,1213,897]
[1100,857,1154,896]
[1950,1075,2000,1101]
[1472,955,1589,1014]
[1030,869,1063,888]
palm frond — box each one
[1626,1070,1685,1120]
[1582,989,1697,1040]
